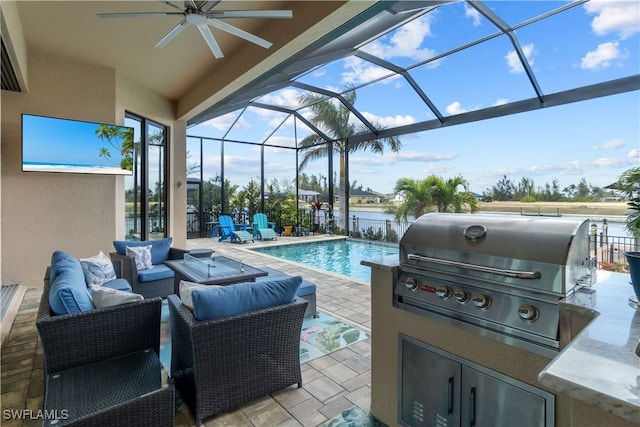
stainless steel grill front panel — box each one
[394,213,596,356]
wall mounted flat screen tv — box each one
[22,114,134,175]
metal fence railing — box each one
[349,216,412,243]
[591,233,638,267]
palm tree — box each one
[297,88,402,229]
[393,175,478,221]
[95,124,134,171]
[393,177,437,220]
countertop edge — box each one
[538,271,640,424]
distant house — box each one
[314,189,388,205]
[349,189,385,204]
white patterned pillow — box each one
[126,245,153,270]
[80,251,116,286]
[90,285,143,308]
[179,280,218,311]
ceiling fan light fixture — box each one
[185,11,207,26]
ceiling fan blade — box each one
[155,18,189,48]
[98,12,182,18]
[161,1,185,12]
[197,23,224,58]
[207,19,272,49]
[202,1,222,13]
[206,10,293,19]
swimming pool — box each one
[251,239,399,282]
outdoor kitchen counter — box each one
[538,270,640,424]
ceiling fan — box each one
[98,1,293,59]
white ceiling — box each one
[11,1,352,120]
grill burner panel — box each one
[395,270,561,350]
[395,213,596,357]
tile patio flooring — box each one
[0,234,378,426]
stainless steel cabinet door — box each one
[400,340,461,427]
[460,366,547,427]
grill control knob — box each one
[453,290,470,304]
[472,295,491,309]
[518,305,539,322]
[435,286,452,300]
[404,277,419,291]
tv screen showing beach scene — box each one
[22,114,134,175]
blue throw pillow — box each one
[113,237,173,265]
[49,251,94,314]
[191,276,302,321]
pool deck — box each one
[1,233,378,426]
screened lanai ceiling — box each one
[188,0,640,150]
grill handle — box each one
[407,254,542,279]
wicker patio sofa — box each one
[110,238,188,298]
[37,268,175,426]
[167,294,307,425]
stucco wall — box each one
[1,51,185,286]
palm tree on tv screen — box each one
[95,124,134,171]
[297,87,402,229]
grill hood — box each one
[400,213,596,297]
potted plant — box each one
[618,166,640,299]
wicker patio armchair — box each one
[167,294,308,425]
[37,269,175,426]
[110,245,188,299]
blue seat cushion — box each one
[137,264,174,283]
[113,237,173,265]
[255,267,316,297]
[297,280,316,296]
[102,278,133,292]
[49,251,94,315]
[191,276,302,321]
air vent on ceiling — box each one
[1,37,22,92]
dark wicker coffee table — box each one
[165,255,267,291]
[44,348,174,426]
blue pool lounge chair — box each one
[218,215,254,244]
[252,213,278,241]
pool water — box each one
[252,239,399,282]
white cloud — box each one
[361,111,416,128]
[493,98,509,106]
[505,43,535,74]
[595,138,625,150]
[464,3,482,27]
[580,41,627,70]
[446,101,467,115]
[584,1,640,40]
[485,154,638,182]
[628,148,640,160]
[422,164,453,175]
[258,88,304,109]
[341,57,397,86]
[349,150,459,168]
[204,112,249,130]
[360,15,437,62]
[394,151,459,162]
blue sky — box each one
[188,1,639,195]
[22,114,130,167]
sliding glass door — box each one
[124,113,168,241]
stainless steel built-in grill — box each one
[394,213,596,357]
